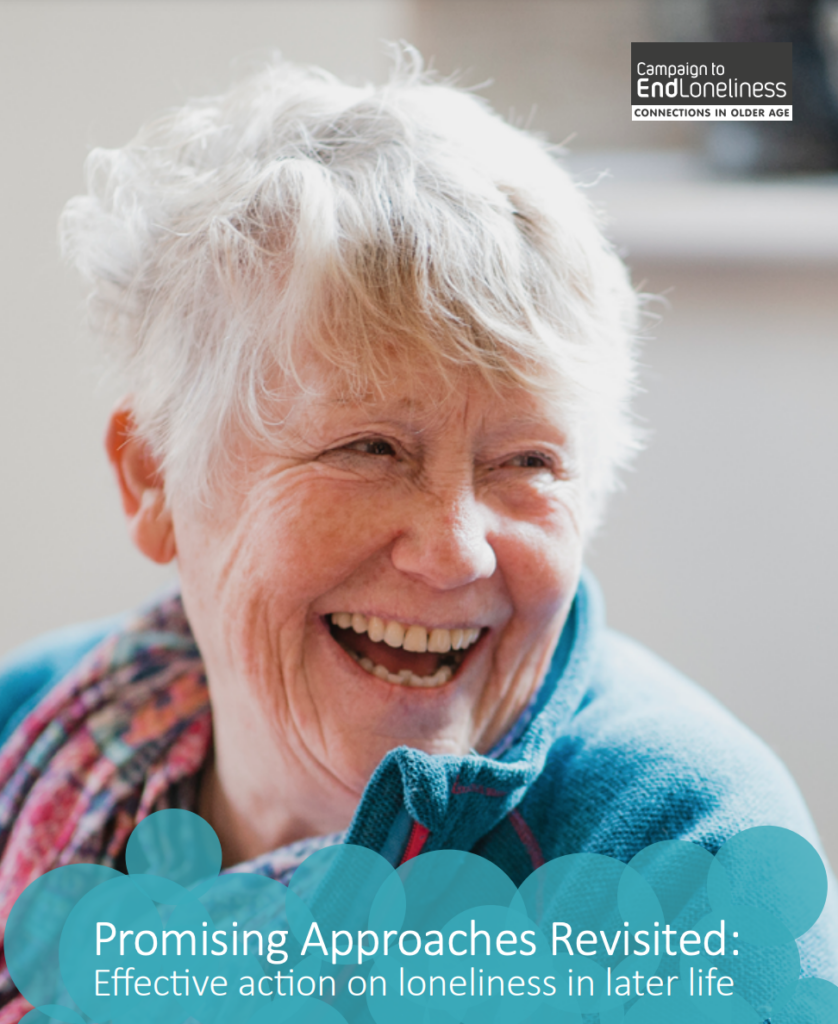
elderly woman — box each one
[0,55,835,1011]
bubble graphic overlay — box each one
[4,811,834,1023]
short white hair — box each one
[60,50,641,525]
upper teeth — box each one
[330,613,481,653]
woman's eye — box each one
[346,438,397,457]
[506,452,552,470]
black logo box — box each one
[631,42,792,106]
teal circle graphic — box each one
[3,811,835,1024]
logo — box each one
[631,42,793,121]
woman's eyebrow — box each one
[313,394,438,432]
[479,414,571,445]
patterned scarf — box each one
[0,594,217,1019]
[0,593,349,1020]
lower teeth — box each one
[347,649,455,687]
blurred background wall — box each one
[1,0,836,862]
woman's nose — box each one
[389,487,498,590]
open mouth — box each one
[328,612,482,688]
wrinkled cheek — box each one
[195,497,394,714]
[248,484,398,590]
[507,520,582,626]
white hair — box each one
[60,49,641,525]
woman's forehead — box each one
[281,369,574,444]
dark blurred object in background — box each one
[706,0,838,173]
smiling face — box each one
[159,361,587,848]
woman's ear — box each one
[105,404,177,564]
